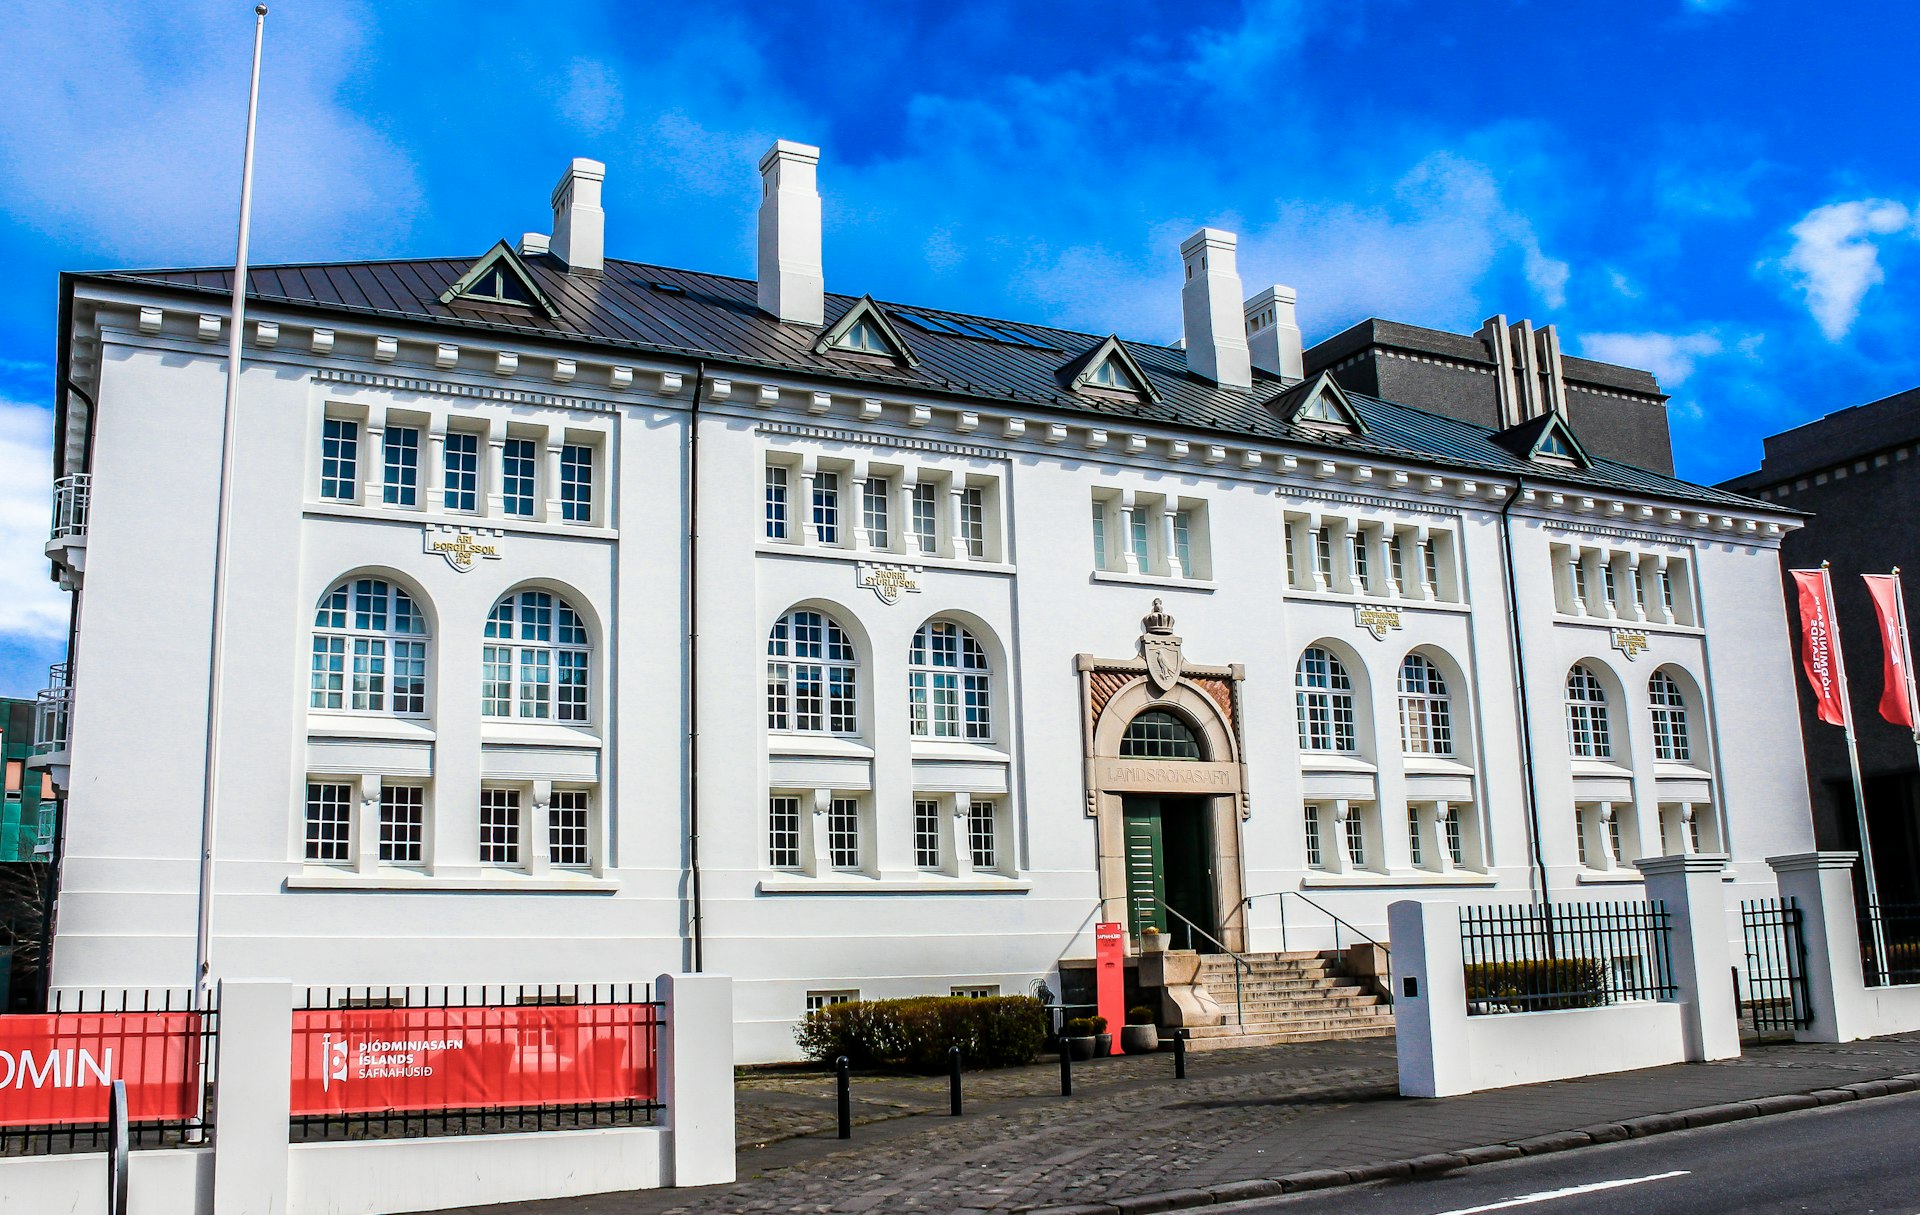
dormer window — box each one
[1298,393,1344,425]
[1536,429,1575,463]
[438,241,560,319]
[464,267,533,307]
[1494,410,1593,469]
[1088,358,1138,391]
[813,296,917,365]
[1274,372,1367,434]
[837,317,892,355]
[1060,335,1160,402]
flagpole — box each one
[194,3,268,1005]
[1826,561,1888,971]
[1894,568,1920,774]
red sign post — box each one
[289,1003,656,1116]
[1094,922,1126,1056]
[0,1012,202,1127]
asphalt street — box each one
[1220,1091,1920,1214]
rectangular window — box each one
[305,782,353,864]
[1173,510,1193,575]
[1303,806,1324,868]
[321,418,359,501]
[1445,809,1465,866]
[443,432,479,512]
[548,790,591,868]
[813,471,841,544]
[764,465,790,539]
[1601,562,1618,611]
[968,800,998,870]
[310,636,346,710]
[482,645,513,717]
[391,640,427,716]
[518,648,552,719]
[1606,814,1623,865]
[910,483,939,554]
[1687,814,1702,853]
[350,637,388,712]
[1573,558,1589,612]
[1660,567,1675,615]
[1128,508,1151,571]
[556,650,589,723]
[1350,530,1369,586]
[382,426,419,507]
[768,796,801,869]
[1407,805,1423,867]
[960,487,987,559]
[379,785,426,866]
[1091,500,1109,570]
[914,798,941,869]
[1423,539,1441,596]
[3,760,20,793]
[1313,527,1333,585]
[806,991,857,1014]
[1390,535,1407,593]
[863,477,890,548]
[560,444,594,522]
[1577,810,1591,867]
[828,797,860,869]
[502,437,537,517]
[479,788,521,865]
[951,985,1000,999]
[1345,814,1366,867]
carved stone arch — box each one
[1093,677,1240,766]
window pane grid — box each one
[1120,710,1202,759]
[1397,654,1453,756]
[914,799,941,869]
[908,622,991,740]
[1650,671,1691,761]
[1408,805,1424,866]
[1091,500,1108,569]
[828,797,860,869]
[501,438,537,517]
[382,425,419,506]
[1566,665,1612,758]
[1303,806,1322,868]
[321,418,358,501]
[769,611,858,735]
[443,432,479,512]
[1174,510,1193,573]
[560,444,593,522]
[482,591,591,722]
[768,796,801,869]
[378,785,425,865]
[968,800,997,869]
[911,484,938,553]
[548,790,591,868]
[863,477,890,548]
[479,788,521,865]
[311,580,428,717]
[1295,647,1356,752]
[1445,810,1465,865]
[1344,815,1366,867]
[813,471,840,544]
[765,465,790,539]
[305,782,353,864]
[960,487,986,558]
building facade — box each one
[1724,389,1920,903]
[42,145,1815,1060]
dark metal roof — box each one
[81,252,1766,511]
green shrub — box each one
[1463,958,1610,1011]
[1126,1005,1155,1025]
[795,995,1047,1072]
[1060,1016,1097,1038]
[1087,1015,1108,1034]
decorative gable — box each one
[439,242,559,318]
[813,296,917,365]
[1059,336,1161,402]
[1495,410,1594,469]
[1273,372,1367,434]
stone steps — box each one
[1181,949,1394,1051]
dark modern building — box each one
[1,696,57,1010]
[1723,387,1920,903]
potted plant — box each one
[1141,927,1167,954]
[1120,1005,1159,1054]
[1061,1016,1098,1061]
[1089,1015,1111,1059]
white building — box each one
[38,145,1815,1061]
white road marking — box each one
[1427,1170,1690,1215]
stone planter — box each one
[1120,1024,1159,1054]
[1068,1036,1096,1061]
[1094,1033,1112,1058]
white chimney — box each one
[1243,285,1304,382]
[549,158,606,273]
[758,140,825,325]
[1180,228,1251,389]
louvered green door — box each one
[1123,797,1166,938]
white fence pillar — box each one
[658,972,735,1187]
[1636,853,1740,1061]
[1388,899,1473,1097]
[212,978,292,1215]
[1769,851,1872,1043]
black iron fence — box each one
[1859,903,1920,988]
[290,983,661,1142]
[1740,898,1813,1033]
[1459,900,1675,1015]
[1,988,216,1157]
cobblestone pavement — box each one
[454,1032,1920,1215]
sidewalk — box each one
[455,1032,1920,1215]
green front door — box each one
[1122,796,1218,950]
[1123,797,1166,939]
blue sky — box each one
[0,0,1916,694]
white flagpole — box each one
[1826,562,1887,969]
[194,3,268,1004]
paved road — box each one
[1225,1090,1920,1214]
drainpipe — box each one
[1499,477,1551,904]
[685,361,709,972]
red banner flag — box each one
[290,1002,656,1117]
[1792,568,1852,728]
[1864,573,1917,728]
[0,1012,202,1127]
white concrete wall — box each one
[0,1149,211,1215]
[287,1129,664,1215]
[1465,1001,1691,1090]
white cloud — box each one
[1779,199,1917,341]
[1577,330,1729,387]
[0,400,68,641]
[559,60,626,135]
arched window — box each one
[767,609,858,734]
[1566,664,1612,759]
[310,577,428,715]
[1649,669,1691,762]
[1296,647,1357,753]
[1398,653,1453,756]
[1120,709,1204,760]
[482,589,591,722]
[908,621,991,740]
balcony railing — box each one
[50,474,90,542]
[34,662,71,756]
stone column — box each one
[1769,852,1872,1043]
[212,979,293,1214]
[657,973,736,1186]
[1637,853,1741,1061]
[1389,898,1473,1097]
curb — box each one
[1024,1073,1920,1215]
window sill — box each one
[303,502,617,540]
[1089,570,1216,592]
[307,716,437,742]
[909,741,1010,763]
[770,736,876,759]
[480,724,602,748]
[1301,755,1378,775]
[757,875,1031,894]
[1571,760,1635,780]
[1403,756,1475,776]
[286,870,618,892]
[754,542,1013,576]
[1551,614,1702,636]
[1653,763,1713,780]
[1282,588,1469,612]
[1574,870,1645,885]
[1301,871,1495,889]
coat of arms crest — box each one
[1140,598,1183,693]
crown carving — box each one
[1142,598,1176,636]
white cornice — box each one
[312,369,617,413]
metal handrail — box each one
[34,663,72,755]
[1232,889,1389,956]
[51,474,90,541]
[1162,904,1248,1027]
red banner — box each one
[1792,569,1852,728]
[1864,573,1916,728]
[290,1003,656,1116]
[0,1013,202,1127]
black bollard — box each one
[949,1046,963,1116]
[1173,1029,1187,1080]
[836,1055,851,1139]
[1058,1039,1073,1097]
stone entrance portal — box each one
[1078,600,1249,953]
